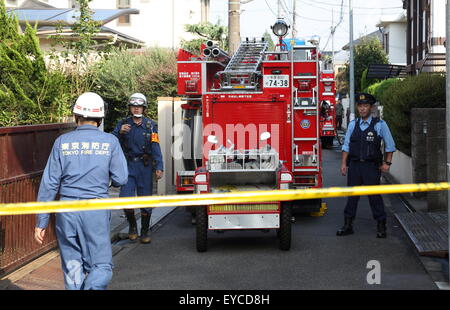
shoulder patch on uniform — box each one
[151,133,160,143]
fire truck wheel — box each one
[278,202,292,251]
[196,206,208,252]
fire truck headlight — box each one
[280,173,293,182]
[194,174,207,183]
[271,19,289,37]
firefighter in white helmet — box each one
[112,93,164,244]
[34,92,128,290]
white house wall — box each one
[431,0,445,54]
[386,23,406,65]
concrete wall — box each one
[157,97,185,195]
[341,98,349,130]
[157,97,174,195]
[172,99,185,186]
[389,150,412,185]
[411,108,447,211]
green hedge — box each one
[365,78,398,101]
[92,47,177,132]
[380,74,446,155]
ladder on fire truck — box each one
[218,39,269,90]
[291,45,321,176]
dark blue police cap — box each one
[355,93,376,105]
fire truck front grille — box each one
[209,203,279,213]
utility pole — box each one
[201,0,210,23]
[349,0,355,121]
[172,0,175,50]
[228,0,255,55]
[331,8,334,72]
[292,0,297,38]
[228,0,240,55]
[278,0,282,18]
[446,0,450,287]
[331,0,344,74]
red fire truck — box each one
[176,20,334,252]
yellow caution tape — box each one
[0,182,449,216]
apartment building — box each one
[402,0,445,74]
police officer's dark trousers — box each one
[344,160,386,221]
[120,159,153,215]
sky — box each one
[209,0,405,51]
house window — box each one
[6,0,18,7]
[117,0,131,25]
[69,0,78,8]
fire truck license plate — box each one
[263,75,289,88]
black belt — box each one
[351,159,375,162]
[127,156,144,162]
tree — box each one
[93,48,177,131]
[50,0,102,61]
[340,37,388,94]
[180,22,228,55]
[335,68,349,97]
[0,0,69,126]
[48,0,105,99]
[262,30,275,51]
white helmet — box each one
[128,93,148,108]
[73,92,105,118]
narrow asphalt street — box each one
[109,142,437,290]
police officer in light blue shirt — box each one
[337,93,396,238]
[34,92,128,290]
[112,93,164,244]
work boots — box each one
[125,210,138,241]
[140,213,152,244]
[377,219,387,238]
[336,217,354,236]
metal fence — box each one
[0,123,76,276]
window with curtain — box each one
[6,0,18,7]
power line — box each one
[263,0,278,18]
[259,0,331,24]
[280,1,332,22]
[294,13,333,22]
[322,33,332,50]
[298,0,403,15]
[300,0,402,10]
[280,0,294,24]
[322,0,343,51]
[281,0,291,14]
